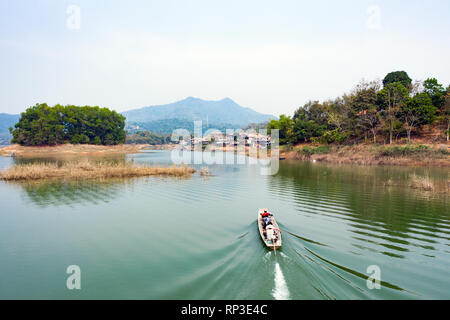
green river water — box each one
[0,151,448,299]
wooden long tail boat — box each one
[258,208,282,250]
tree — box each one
[348,80,381,142]
[10,104,126,146]
[377,82,409,144]
[357,108,382,143]
[383,71,412,90]
[443,87,450,141]
[9,103,65,146]
[293,118,326,143]
[267,115,295,145]
[292,104,328,142]
[324,98,350,131]
[401,93,436,142]
[297,101,329,127]
[423,78,446,109]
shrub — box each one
[319,128,350,144]
[379,144,431,157]
[297,145,331,156]
[71,134,90,144]
[93,136,102,145]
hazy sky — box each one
[1,0,449,116]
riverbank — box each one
[280,143,450,167]
[0,144,151,158]
[0,160,196,181]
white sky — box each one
[1,0,449,116]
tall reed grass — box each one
[409,174,434,192]
[0,160,196,181]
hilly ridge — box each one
[0,114,20,145]
[122,97,276,127]
[0,98,276,144]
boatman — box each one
[261,209,272,218]
[262,216,271,229]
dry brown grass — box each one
[382,174,449,194]
[0,160,196,181]
[409,174,434,192]
[199,167,212,176]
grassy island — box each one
[0,160,196,181]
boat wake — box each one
[272,262,290,300]
[263,251,272,261]
[279,252,289,259]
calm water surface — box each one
[0,151,448,299]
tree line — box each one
[125,131,172,145]
[268,71,450,145]
[10,103,126,146]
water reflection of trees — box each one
[270,162,450,256]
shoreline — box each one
[0,143,152,158]
[1,142,449,168]
[148,143,450,167]
[279,143,450,167]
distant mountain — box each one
[122,97,276,128]
[0,98,275,144]
[128,119,244,135]
[0,113,20,145]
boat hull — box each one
[258,208,282,250]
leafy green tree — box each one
[9,103,65,146]
[292,104,328,142]
[263,73,447,145]
[267,115,295,145]
[423,78,446,109]
[125,131,169,145]
[402,93,436,142]
[71,134,90,144]
[303,101,329,127]
[319,128,350,144]
[10,103,126,146]
[293,118,326,143]
[324,98,350,131]
[292,106,308,122]
[377,82,409,144]
[349,80,381,142]
[383,71,412,90]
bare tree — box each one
[378,83,409,144]
[444,91,450,141]
[350,79,381,143]
[410,79,424,96]
[402,109,420,142]
[358,109,381,143]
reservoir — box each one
[0,151,448,299]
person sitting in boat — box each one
[266,224,281,240]
[262,216,271,229]
[261,209,273,219]
[266,225,277,242]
